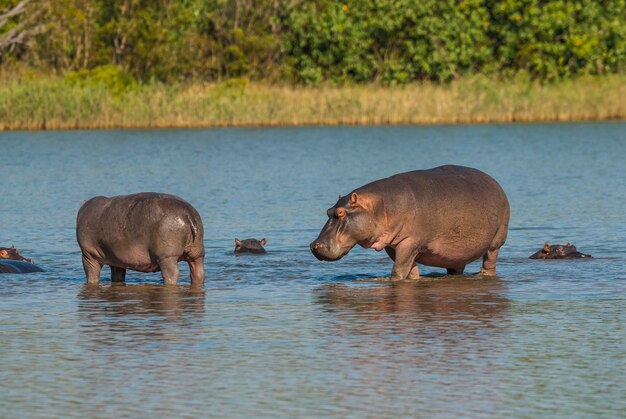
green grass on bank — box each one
[0,75,624,130]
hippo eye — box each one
[335,208,347,219]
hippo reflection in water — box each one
[0,246,44,273]
[529,243,592,259]
[315,278,509,336]
[78,283,206,344]
[234,238,267,254]
[79,283,206,319]
[315,279,510,392]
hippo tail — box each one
[187,215,199,242]
[185,212,204,247]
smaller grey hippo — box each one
[234,238,267,254]
[76,192,205,285]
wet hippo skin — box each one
[76,192,205,285]
[0,260,44,274]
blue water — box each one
[1,122,625,417]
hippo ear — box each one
[260,238,267,246]
[10,245,14,249]
[350,192,378,212]
[543,243,550,252]
[235,239,242,246]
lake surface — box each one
[1,123,625,417]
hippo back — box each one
[77,193,203,248]
[0,260,45,274]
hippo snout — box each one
[310,240,345,261]
[310,241,324,260]
[310,241,329,261]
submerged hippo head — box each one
[0,245,33,263]
[234,238,267,254]
[529,243,592,259]
[310,193,384,261]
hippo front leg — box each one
[111,266,126,282]
[388,243,420,280]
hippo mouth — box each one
[310,241,353,261]
[312,252,339,262]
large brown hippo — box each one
[310,165,510,280]
[76,192,205,285]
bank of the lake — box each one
[1,75,624,130]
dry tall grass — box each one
[0,75,624,130]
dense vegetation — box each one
[1,0,625,85]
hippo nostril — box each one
[311,242,320,251]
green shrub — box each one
[64,65,136,96]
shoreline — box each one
[2,115,624,132]
[1,76,624,131]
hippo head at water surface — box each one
[234,238,267,254]
[0,245,33,263]
[529,243,592,259]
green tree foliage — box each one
[1,0,624,84]
[192,0,286,80]
[487,0,626,79]
[284,0,493,84]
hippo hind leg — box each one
[481,220,507,276]
[481,248,499,276]
[188,257,205,286]
[111,266,126,282]
[82,254,102,284]
[159,257,180,285]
